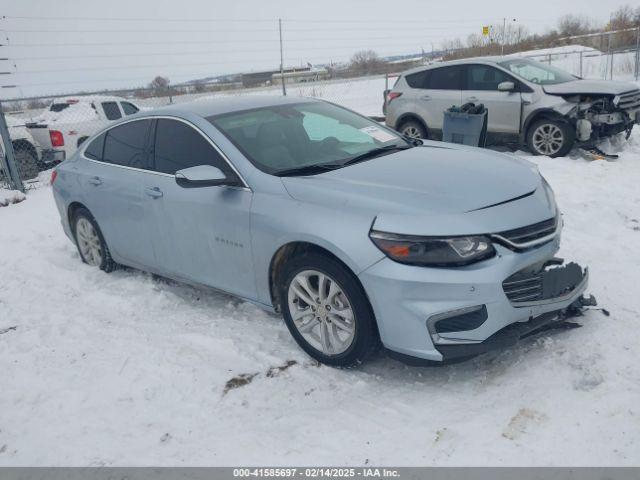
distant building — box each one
[241,66,328,88]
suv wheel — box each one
[398,119,427,139]
[72,208,116,272]
[527,119,575,158]
[279,253,379,367]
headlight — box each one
[369,231,496,267]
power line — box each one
[5,33,460,48]
[2,14,518,24]
[6,25,482,34]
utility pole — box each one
[501,17,506,56]
[635,27,640,81]
[0,102,24,193]
[279,18,286,96]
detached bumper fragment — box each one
[434,294,596,364]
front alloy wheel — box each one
[287,270,356,355]
[527,119,575,158]
[280,253,379,367]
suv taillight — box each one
[50,130,64,147]
[50,169,58,184]
[387,92,402,103]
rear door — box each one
[80,119,157,269]
[144,118,256,299]
[462,64,522,134]
[417,66,463,134]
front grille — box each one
[502,272,543,303]
[618,89,640,111]
[494,217,557,249]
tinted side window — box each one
[84,132,105,160]
[103,120,151,169]
[153,119,231,176]
[121,102,139,115]
[466,65,513,91]
[426,66,462,90]
[405,70,430,89]
[102,101,122,120]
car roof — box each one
[401,56,505,75]
[144,95,322,118]
[54,95,133,103]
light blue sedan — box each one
[51,96,593,366]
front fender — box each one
[250,191,385,306]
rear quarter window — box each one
[84,133,105,160]
[405,70,430,89]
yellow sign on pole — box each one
[482,26,490,36]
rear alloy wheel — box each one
[280,253,379,367]
[527,119,575,158]
[72,208,116,272]
[399,119,427,140]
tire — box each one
[279,253,380,367]
[526,118,575,158]
[71,207,116,272]
[398,119,428,139]
[13,145,40,181]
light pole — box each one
[501,18,517,56]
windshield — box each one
[208,101,407,175]
[498,58,577,85]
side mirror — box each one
[175,165,228,188]
[498,81,515,92]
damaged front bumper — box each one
[360,237,595,365]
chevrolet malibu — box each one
[51,96,593,367]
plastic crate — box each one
[442,107,488,147]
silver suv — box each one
[385,57,640,157]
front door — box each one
[462,64,522,134]
[144,118,256,300]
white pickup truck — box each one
[26,95,141,165]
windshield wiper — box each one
[339,144,412,168]
[274,144,413,177]
[274,163,343,177]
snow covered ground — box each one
[1,128,640,466]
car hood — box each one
[281,143,555,235]
[543,79,638,96]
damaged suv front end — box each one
[499,57,640,156]
[545,84,640,143]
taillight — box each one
[50,130,64,147]
[50,169,58,184]
[387,92,402,103]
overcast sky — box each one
[0,0,631,99]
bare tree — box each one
[558,15,595,37]
[349,50,385,75]
[148,76,171,96]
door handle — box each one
[420,95,431,101]
[466,96,479,102]
[88,176,102,186]
[144,186,163,198]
